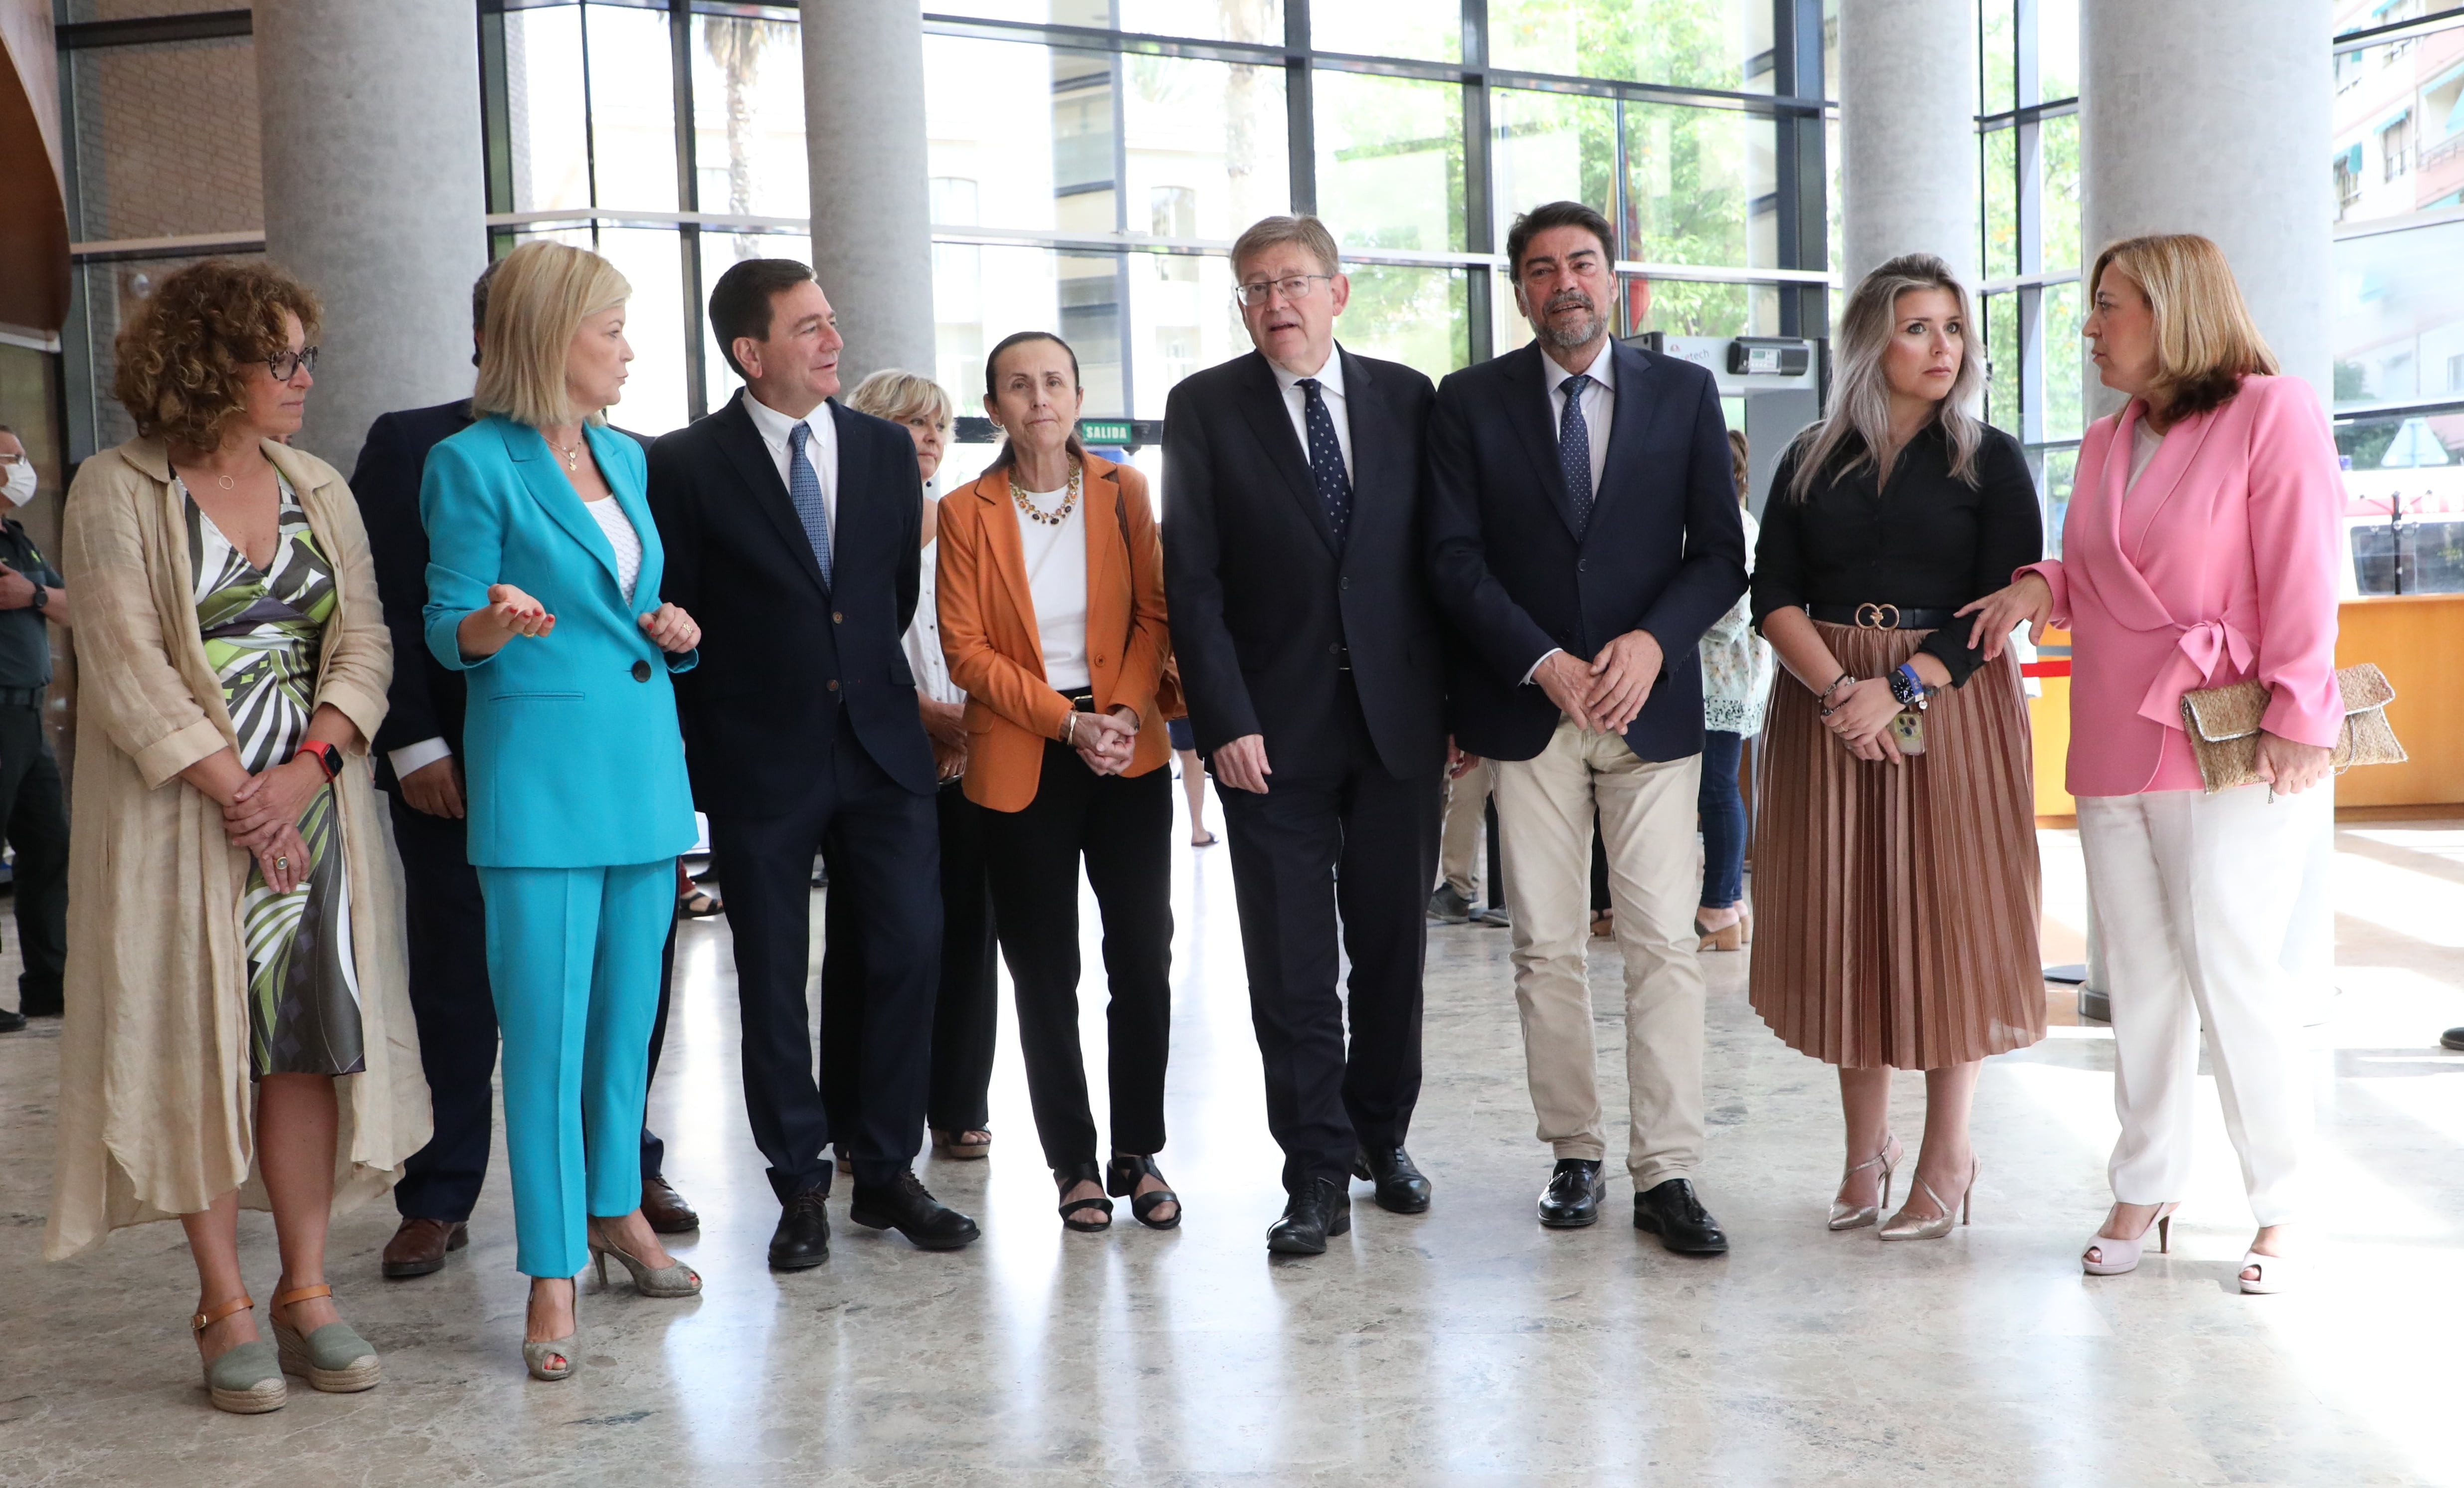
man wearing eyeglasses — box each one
[0,425,67,1035]
[1162,215,1450,1255]
[1426,201,1746,1253]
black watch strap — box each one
[28,583,45,611]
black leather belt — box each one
[1063,688,1098,710]
[1808,603,1956,630]
[0,685,43,708]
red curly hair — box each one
[112,259,323,452]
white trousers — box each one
[2076,783,2325,1225]
[1492,718,1706,1185]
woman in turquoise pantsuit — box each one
[419,241,705,1381]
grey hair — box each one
[1786,253,1987,502]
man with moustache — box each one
[646,259,977,1269]
[1425,200,1747,1252]
[1162,215,1449,1255]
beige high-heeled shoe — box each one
[1828,1132,1903,1231]
[1696,909,1752,951]
[524,1281,578,1381]
[590,1233,703,1299]
[1878,1158,1979,1241]
[268,1282,380,1392]
[2082,1202,2179,1275]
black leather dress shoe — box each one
[2443,1026,2464,1052]
[1633,1177,1729,1255]
[1537,1158,1605,1228]
[849,1171,980,1250]
[768,1188,832,1270]
[1266,1176,1351,1256]
[1353,1145,1433,1214]
[0,1008,23,1033]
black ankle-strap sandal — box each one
[1055,1161,1114,1232]
[1106,1153,1182,1231]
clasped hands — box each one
[223,754,325,895]
[1533,629,1664,736]
[1071,707,1140,777]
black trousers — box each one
[978,740,1172,1173]
[821,779,1001,1139]
[1215,681,1440,1195]
[713,727,939,1199]
[0,705,66,1015]
[387,791,675,1222]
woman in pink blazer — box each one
[1961,234,2342,1296]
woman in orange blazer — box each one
[937,330,1179,1235]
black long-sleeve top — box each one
[1750,421,2042,688]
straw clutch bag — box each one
[2178,663,2405,794]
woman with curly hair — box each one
[47,258,428,1413]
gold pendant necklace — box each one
[1011,461,1082,528]
[553,435,584,472]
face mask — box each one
[0,462,33,509]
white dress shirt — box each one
[1015,481,1091,692]
[1522,343,1621,685]
[903,538,964,708]
[741,387,839,538]
[1270,344,1354,483]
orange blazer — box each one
[936,452,1171,813]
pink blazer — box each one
[2025,374,2343,797]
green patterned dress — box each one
[186,476,366,1078]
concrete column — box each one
[2081,0,2335,408]
[255,0,486,474]
[799,2,935,388]
[1838,0,1979,288]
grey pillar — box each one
[2082,0,2334,409]
[800,2,935,388]
[255,0,487,475]
[1838,0,1979,288]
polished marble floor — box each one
[3,802,2464,1486]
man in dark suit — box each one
[647,258,976,1268]
[354,265,698,1280]
[1426,200,1747,1254]
[1163,215,1448,1256]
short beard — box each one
[1528,291,1607,354]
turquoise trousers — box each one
[476,860,674,1278]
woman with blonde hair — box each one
[420,240,706,1377]
[49,258,427,1412]
[1961,234,2342,1293]
[1750,252,2045,1242]
[824,369,1002,1162]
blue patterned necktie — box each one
[1558,372,1595,538]
[1295,377,1353,548]
[787,420,834,589]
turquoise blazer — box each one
[421,416,698,869]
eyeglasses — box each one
[1233,274,1335,308]
[0,452,22,466]
[266,346,320,380]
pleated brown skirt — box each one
[1747,623,2046,1070]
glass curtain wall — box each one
[1972,0,2082,552]
[470,0,1834,450]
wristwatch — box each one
[293,741,344,782]
[1888,662,1931,710]
[28,585,46,612]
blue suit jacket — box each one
[419,415,698,869]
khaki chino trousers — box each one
[1492,716,1707,1185]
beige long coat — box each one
[45,437,430,1261]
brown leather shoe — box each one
[641,1176,700,1234]
[381,1217,468,1279]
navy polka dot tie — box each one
[1559,372,1594,539]
[1295,378,1353,548]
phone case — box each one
[1888,710,1926,755]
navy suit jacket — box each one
[1162,346,1446,779]
[1425,340,1748,763]
[646,389,934,813]
[352,400,656,792]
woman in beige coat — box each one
[48,259,428,1414]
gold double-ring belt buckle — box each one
[1853,602,1900,629]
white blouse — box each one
[1014,484,1090,691]
[586,495,642,605]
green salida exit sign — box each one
[1078,419,1133,444]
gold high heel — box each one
[1828,1132,1903,1230]
[1879,1158,1979,1241]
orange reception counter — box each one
[2028,592,2464,820]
